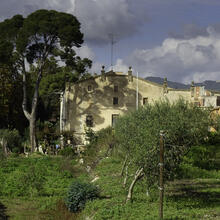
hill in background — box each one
[145,77,220,91]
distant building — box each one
[60,66,220,144]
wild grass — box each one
[1,143,220,219]
[79,157,220,220]
[0,155,88,219]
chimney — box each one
[163,77,168,94]
[101,65,106,81]
[128,66,133,82]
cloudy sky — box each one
[1,0,220,83]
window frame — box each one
[143,97,148,105]
[113,97,118,105]
[88,85,92,92]
[86,115,93,127]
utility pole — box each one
[159,130,165,219]
[108,33,117,71]
[60,91,65,149]
[136,71,139,110]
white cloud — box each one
[183,71,220,83]
[111,59,129,73]
[123,28,220,83]
[74,44,103,75]
[90,61,103,74]
[75,0,148,44]
[75,45,95,60]
[0,0,148,45]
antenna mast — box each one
[109,33,117,71]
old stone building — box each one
[60,66,220,144]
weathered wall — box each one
[63,73,195,144]
[165,89,192,103]
[204,96,217,107]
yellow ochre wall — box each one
[63,72,193,144]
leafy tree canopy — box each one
[115,99,211,186]
[0,9,92,151]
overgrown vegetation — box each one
[1,100,220,219]
[0,155,88,218]
[115,99,211,202]
[84,126,117,166]
[0,129,23,156]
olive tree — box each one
[0,10,91,152]
[115,99,211,202]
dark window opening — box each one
[113,97,118,105]
[217,96,220,106]
[88,85,92,91]
[112,114,119,127]
[114,85,118,92]
[86,115,93,127]
[143,97,148,105]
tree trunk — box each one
[126,167,143,203]
[0,138,7,157]
[22,62,42,153]
[123,164,128,188]
[123,161,131,188]
[120,155,128,176]
[29,117,37,153]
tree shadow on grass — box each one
[0,202,9,219]
[167,179,220,209]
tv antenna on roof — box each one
[108,33,117,71]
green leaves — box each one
[0,9,88,71]
[115,99,211,186]
[0,9,92,142]
[65,180,99,212]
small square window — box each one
[86,115,93,127]
[113,97,118,105]
[143,97,148,105]
[114,85,118,92]
[88,85,92,91]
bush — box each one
[0,129,23,153]
[115,99,211,186]
[2,161,47,197]
[85,127,117,163]
[184,145,218,170]
[59,146,76,157]
[65,180,99,213]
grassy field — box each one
[79,157,220,220]
[0,154,85,219]
[0,151,220,219]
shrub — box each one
[65,180,99,213]
[115,99,211,186]
[0,129,23,153]
[59,146,76,157]
[0,148,6,160]
[85,127,117,164]
[184,145,218,170]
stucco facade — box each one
[61,67,220,144]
